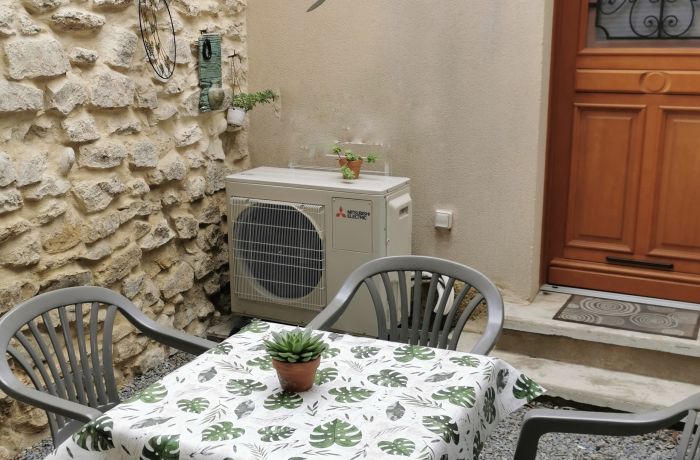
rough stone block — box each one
[0,232,40,267]
[139,220,174,251]
[121,272,144,299]
[69,47,98,66]
[31,200,67,225]
[23,175,70,200]
[89,70,135,108]
[185,176,205,202]
[14,151,47,187]
[134,83,158,109]
[0,6,15,37]
[81,201,141,243]
[61,112,99,142]
[0,151,16,186]
[160,189,181,207]
[18,14,41,35]
[129,140,158,168]
[78,141,128,168]
[152,102,177,121]
[174,123,202,147]
[41,211,82,254]
[204,161,232,194]
[103,27,137,69]
[127,178,149,196]
[0,280,38,315]
[39,268,93,293]
[0,81,43,112]
[157,152,187,182]
[21,0,66,14]
[93,0,133,9]
[48,78,88,115]
[50,10,105,31]
[95,244,141,285]
[205,137,225,160]
[172,214,198,239]
[0,217,31,244]
[107,116,142,135]
[4,37,69,79]
[133,220,151,240]
[79,241,112,262]
[155,260,194,298]
[71,176,125,213]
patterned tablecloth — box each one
[46,321,545,460]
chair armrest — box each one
[513,394,698,460]
[120,306,217,355]
[0,373,102,423]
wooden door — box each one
[544,0,700,302]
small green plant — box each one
[264,328,328,363]
[333,146,378,163]
[232,89,275,112]
[340,165,355,180]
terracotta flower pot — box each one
[271,357,320,392]
[338,159,364,179]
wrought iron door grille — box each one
[596,0,700,39]
[231,197,326,311]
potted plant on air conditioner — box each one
[226,89,276,127]
[334,146,378,180]
[265,328,328,392]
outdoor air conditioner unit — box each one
[225,166,412,336]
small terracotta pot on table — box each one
[338,159,364,178]
[271,357,320,392]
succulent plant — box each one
[264,328,328,363]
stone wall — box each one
[0,0,248,455]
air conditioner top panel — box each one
[226,167,410,194]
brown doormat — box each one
[554,295,700,340]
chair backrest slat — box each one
[101,304,119,401]
[73,302,99,408]
[397,271,410,342]
[7,344,64,431]
[88,302,108,405]
[25,321,67,400]
[437,283,471,349]
[57,306,89,406]
[409,270,423,344]
[363,277,389,340]
[40,312,78,402]
[418,274,439,346]
[379,273,399,341]
[448,293,484,350]
[429,277,456,347]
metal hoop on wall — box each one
[139,0,177,80]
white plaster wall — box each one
[247,0,553,301]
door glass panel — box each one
[587,0,700,47]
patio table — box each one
[45,320,545,460]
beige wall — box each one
[247,0,553,301]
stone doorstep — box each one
[456,331,700,412]
[502,291,700,358]
[493,350,700,413]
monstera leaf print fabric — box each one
[45,321,544,460]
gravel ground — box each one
[14,353,680,460]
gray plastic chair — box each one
[514,393,700,460]
[309,255,504,355]
[0,286,216,445]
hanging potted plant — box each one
[264,328,328,392]
[227,90,276,127]
[334,146,378,180]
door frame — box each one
[540,0,700,302]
